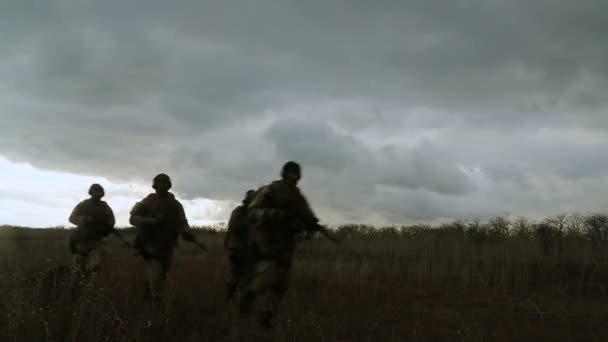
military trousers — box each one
[226,249,250,300]
[144,249,174,301]
[240,244,293,329]
[71,241,105,278]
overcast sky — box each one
[1,0,607,227]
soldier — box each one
[239,161,328,330]
[129,173,197,302]
[68,184,116,286]
[224,189,256,302]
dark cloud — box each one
[266,119,372,173]
[1,0,607,224]
[375,142,474,195]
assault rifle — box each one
[131,213,208,259]
[311,222,341,245]
[187,237,208,252]
[110,229,133,248]
[295,216,341,245]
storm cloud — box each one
[1,0,607,225]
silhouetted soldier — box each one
[240,161,329,330]
[224,189,256,301]
[129,173,197,302]
[68,184,115,287]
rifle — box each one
[151,213,208,252]
[111,229,133,248]
[311,222,341,245]
[132,237,207,259]
[295,217,341,245]
[187,238,208,252]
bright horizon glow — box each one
[0,157,232,228]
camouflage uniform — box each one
[129,174,193,302]
[224,190,256,301]
[68,184,115,283]
[240,161,320,329]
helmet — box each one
[243,189,256,204]
[280,161,301,178]
[88,184,105,196]
[152,173,172,189]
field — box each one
[1,214,608,341]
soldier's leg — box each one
[70,253,88,295]
[238,248,263,316]
[162,249,174,294]
[87,246,105,284]
[145,250,173,302]
[146,258,163,301]
[72,254,87,277]
[239,288,255,316]
[236,251,252,291]
[227,250,249,301]
[238,258,288,329]
[258,262,291,330]
[226,250,238,300]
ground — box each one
[0,223,607,341]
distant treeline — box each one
[333,213,608,242]
[4,213,608,247]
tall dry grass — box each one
[1,214,608,341]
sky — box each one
[1,0,607,227]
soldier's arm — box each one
[292,190,339,243]
[224,208,239,248]
[175,200,192,236]
[293,189,319,223]
[129,201,155,226]
[103,202,116,228]
[247,185,286,221]
[68,202,85,226]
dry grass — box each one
[1,214,608,341]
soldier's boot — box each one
[145,258,170,306]
[146,280,165,306]
[143,281,152,300]
[151,293,164,307]
[86,248,104,286]
[258,289,284,330]
[226,253,241,302]
[86,266,101,288]
[143,281,164,308]
[225,275,235,301]
[238,290,255,316]
[258,309,273,331]
[69,254,88,299]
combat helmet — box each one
[243,189,256,205]
[88,183,105,196]
[152,173,172,189]
[280,161,301,178]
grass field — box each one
[1,214,608,341]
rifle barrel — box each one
[112,230,133,248]
[192,239,208,251]
[310,222,341,245]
